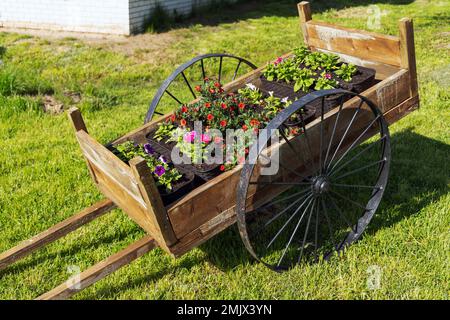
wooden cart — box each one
[0,2,419,299]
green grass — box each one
[0,0,449,299]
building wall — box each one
[0,0,236,35]
[0,0,131,35]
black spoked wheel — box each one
[236,89,391,271]
[144,53,257,123]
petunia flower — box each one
[245,83,257,91]
[154,165,166,177]
[201,134,211,143]
[324,73,332,79]
[143,143,155,155]
[158,155,167,163]
[281,97,289,104]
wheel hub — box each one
[312,176,331,195]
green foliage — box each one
[335,63,358,82]
[114,141,182,191]
[154,122,176,142]
[314,72,339,90]
[293,68,315,92]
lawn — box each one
[0,0,449,299]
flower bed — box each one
[260,46,376,115]
[111,141,195,205]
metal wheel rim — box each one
[144,53,258,123]
[236,89,391,271]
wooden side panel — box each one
[305,21,401,67]
[399,18,418,97]
[75,130,172,252]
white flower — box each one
[281,97,289,104]
[245,83,257,91]
[268,91,274,97]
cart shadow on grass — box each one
[78,128,449,298]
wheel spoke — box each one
[181,71,196,99]
[279,126,310,167]
[232,60,242,81]
[249,181,311,186]
[328,115,382,174]
[319,97,325,174]
[253,191,312,235]
[255,188,311,213]
[258,153,311,182]
[218,56,223,83]
[297,111,316,170]
[333,158,387,181]
[165,90,183,105]
[326,194,357,233]
[323,95,345,168]
[297,198,317,264]
[326,99,364,171]
[332,183,380,190]
[277,197,316,267]
[266,195,314,249]
[320,198,339,251]
[201,59,206,82]
[330,190,367,210]
[330,135,386,177]
[314,199,320,261]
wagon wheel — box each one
[236,89,391,271]
[144,53,258,123]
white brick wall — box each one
[0,0,236,35]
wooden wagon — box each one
[0,2,419,299]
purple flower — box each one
[158,155,167,163]
[143,143,154,155]
[154,165,166,176]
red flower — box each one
[195,85,202,92]
[220,165,225,171]
[238,102,245,110]
[220,120,227,127]
[245,148,249,154]
[181,105,188,113]
[242,124,248,131]
[253,128,259,134]
[180,119,187,127]
[170,114,176,122]
[209,88,215,94]
[207,114,214,121]
[221,103,227,109]
[249,119,260,127]
[205,102,211,108]
[214,82,221,88]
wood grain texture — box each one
[298,1,312,46]
[129,157,177,246]
[305,21,401,66]
[399,18,418,97]
[0,199,116,271]
[36,235,157,300]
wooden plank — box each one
[298,1,312,46]
[36,235,157,300]
[129,157,177,246]
[315,48,400,80]
[305,21,401,66]
[76,130,145,208]
[399,18,418,97]
[0,199,116,271]
[68,107,97,184]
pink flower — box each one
[324,73,332,80]
[183,131,196,143]
[274,57,283,65]
[201,134,211,143]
